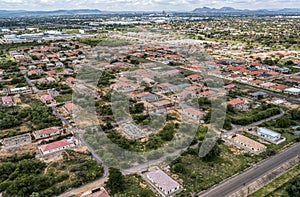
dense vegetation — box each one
[36,82,72,94]
[0,101,62,132]
[0,151,104,197]
[225,104,281,126]
[285,175,300,197]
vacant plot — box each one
[170,144,262,195]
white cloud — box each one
[0,0,299,11]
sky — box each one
[0,0,300,11]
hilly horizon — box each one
[0,7,300,17]
[0,9,102,17]
[193,6,300,14]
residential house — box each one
[224,84,235,91]
[230,134,266,154]
[83,188,110,197]
[284,87,300,95]
[146,169,181,197]
[199,90,216,97]
[227,98,249,111]
[1,96,14,106]
[260,82,275,89]
[250,91,268,98]
[152,100,175,110]
[249,80,263,86]
[41,94,55,104]
[10,87,32,95]
[39,139,71,155]
[135,92,160,102]
[66,77,76,85]
[182,107,205,121]
[287,77,300,84]
[64,102,78,114]
[33,127,61,140]
[186,74,202,81]
[271,84,288,92]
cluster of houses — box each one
[0,127,76,156]
[225,127,286,154]
[213,61,300,96]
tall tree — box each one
[106,168,125,195]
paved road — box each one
[199,143,300,197]
[58,177,108,197]
[225,109,285,136]
[24,75,40,94]
[234,83,300,104]
[78,133,109,178]
[58,133,109,197]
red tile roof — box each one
[233,134,266,150]
[187,74,201,80]
[2,96,13,103]
[184,108,205,116]
[288,77,300,82]
[227,98,245,107]
[41,95,53,102]
[87,190,110,197]
[67,77,76,83]
[224,84,235,89]
[39,127,59,135]
[200,90,215,96]
[64,103,78,112]
[266,71,280,76]
[40,139,70,152]
[185,86,201,91]
[250,80,263,85]
[272,84,288,90]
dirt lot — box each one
[0,143,37,159]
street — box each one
[199,143,300,197]
[234,83,300,104]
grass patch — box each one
[250,164,300,197]
[115,174,155,197]
[170,144,262,195]
[55,94,73,103]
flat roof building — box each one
[284,87,300,95]
[146,169,181,196]
[257,127,286,144]
[1,133,32,148]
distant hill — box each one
[192,7,300,15]
[0,9,102,17]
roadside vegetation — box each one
[0,151,104,197]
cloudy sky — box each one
[0,0,300,11]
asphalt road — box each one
[200,143,300,197]
[234,83,300,104]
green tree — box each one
[276,116,291,128]
[286,175,300,197]
[106,168,125,195]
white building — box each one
[146,169,181,196]
[39,139,71,155]
[10,87,32,95]
[284,87,300,95]
[182,107,205,121]
[257,128,286,144]
[33,127,61,140]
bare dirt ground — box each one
[0,143,37,159]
